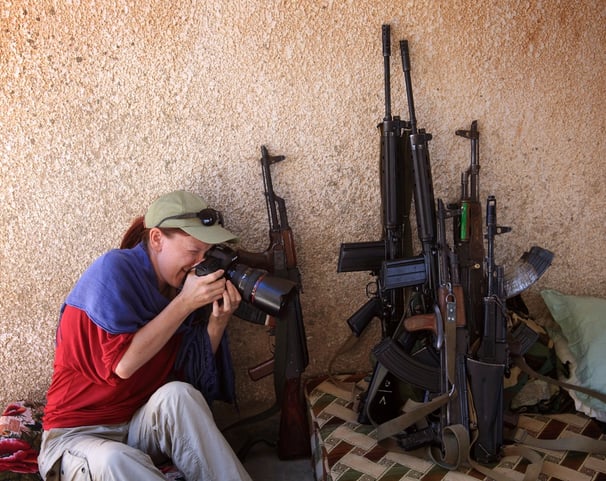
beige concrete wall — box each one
[1,1,604,409]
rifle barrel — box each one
[400,40,417,134]
[382,24,392,120]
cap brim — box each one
[180,224,238,245]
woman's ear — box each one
[148,227,163,252]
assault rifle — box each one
[336,25,406,424]
[337,24,414,341]
[453,121,484,347]
[365,35,443,426]
[466,195,510,463]
[370,199,470,459]
[337,27,442,426]
[453,121,555,345]
[234,146,310,460]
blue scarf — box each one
[62,243,235,404]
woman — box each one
[38,190,252,481]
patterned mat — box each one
[305,375,606,481]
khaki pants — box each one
[38,381,252,481]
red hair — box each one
[120,216,147,249]
[120,216,183,249]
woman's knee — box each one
[150,381,211,414]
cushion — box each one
[0,400,44,481]
[541,289,606,420]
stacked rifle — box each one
[337,25,554,467]
[225,146,310,461]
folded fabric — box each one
[0,401,44,480]
[541,289,606,420]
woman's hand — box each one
[178,268,227,311]
[207,280,241,353]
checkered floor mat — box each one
[305,375,606,481]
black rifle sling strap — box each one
[326,332,366,398]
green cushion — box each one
[541,289,606,416]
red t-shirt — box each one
[43,305,181,430]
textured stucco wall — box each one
[1,1,604,410]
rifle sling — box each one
[468,443,544,481]
[326,332,367,401]
[368,364,448,438]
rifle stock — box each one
[248,357,275,381]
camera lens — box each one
[227,264,296,317]
[194,244,296,317]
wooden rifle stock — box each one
[248,357,275,381]
[278,376,310,459]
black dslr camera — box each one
[194,244,296,317]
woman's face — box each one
[152,229,212,289]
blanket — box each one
[0,400,185,480]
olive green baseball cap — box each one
[144,190,238,244]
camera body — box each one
[194,243,239,277]
[194,244,295,317]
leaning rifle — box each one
[232,146,310,460]
[369,200,471,465]
[466,195,509,463]
[337,24,414,341]
[337,25,437,426]
[360,32,443,427]
[453,121,485,347]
